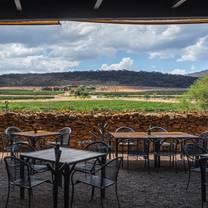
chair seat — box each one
[155,152,176,156]
[32,164,49,173]
[160,142,171,147]
[47,141,61,146]
[76,175,114,189]
[78,140,93,145]
[74,161,102,173]
[119,142,135,146]
[128,151,148,157]
[16,141,29,144]
[74,163,95,174]
[47,141,68,147]
[12,176,48,189]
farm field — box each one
[0,100,181,112]
[0,86,186,112]
[0,89,64,95]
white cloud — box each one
[178,35,208,62]
[100,57,134,71]
[149,51,175,59]
[0,22,207,74]
[170,68,187,75]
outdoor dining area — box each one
[0,123,208,208]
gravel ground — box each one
[0,158,204,208]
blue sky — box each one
[0,22,208,75]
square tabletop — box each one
[12,130,61,138]
[110,131,199,140]
[21,147,106,165]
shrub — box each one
[181,76,208,110]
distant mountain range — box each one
[188,70,208,77]
[0,70,197,88]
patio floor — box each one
[0,158,203,208]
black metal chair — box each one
[47,127,71,147]
[199,157,208,208]
[4,126,28,156]
[154,138,179,172]
[4,156,49,208]
[73,141,109,175]
[147,126,168,146]
[1,133,15,161]
[127,138,151,172]
[199,131,208,149]
[115,126,135,160]
[14,142,49,174]
[183,143,207,190]
[71,157,122,208]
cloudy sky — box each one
[0,21,208,75]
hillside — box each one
[188,70,208,77]
[0,70,197,88]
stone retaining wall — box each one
[0,111,208,148]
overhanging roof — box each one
[0,0,208,25]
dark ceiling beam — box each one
[94,0,104,9]
[14,0,22,11]
[172,0,188,8]
[0,0,207,24]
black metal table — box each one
[110,131,199,167]
[12,130,61,148]
[20,147,106,208]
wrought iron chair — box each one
[199,157,208,208]
[199,131,208,149]
[147,126,168,145]
[127,138,151,172]
[14,142,49,174]
[77,131,97,147]
[1,133,15,161]
[5,126,29,149]
[73,141,109,175]
[183,143,207,190]
[154,138,179,172]
[115,126,135,160]
[71,157,122,208]
[47,127,71,147]
[4,156,49,208]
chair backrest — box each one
[199,131,208,145]
[101,157,122,182]
[85,141,109,154]
[5,126,21,143]
[183,143,206,161]
[59,127,71,146]
[157,138,179,154]
[148,126,167,132]
[128,138,150,155]
[14,142,35,154]
[116,126,135,132]
[4,156,31,184]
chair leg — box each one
[183,156,187,173]
[100,192,104,208]
[115,184,121,208]
[186,169,192,190]
[90,186,95,201]
[28,189,32,208]
[127,155,129,170]
[5,184,10,208]
[71,182,75,207]
[175,156,178,173]
[147,156,150,174]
